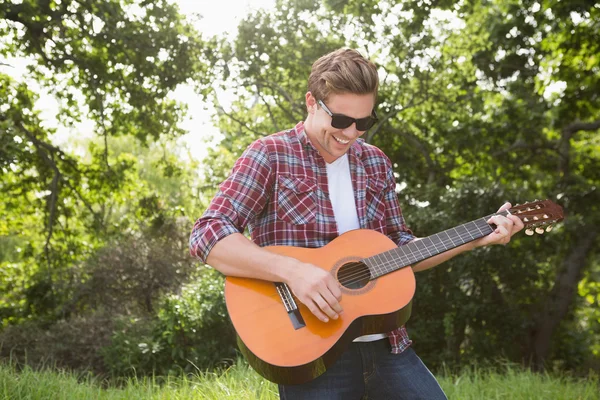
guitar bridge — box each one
[275,282,306,330]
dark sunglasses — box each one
[317,100,378,131]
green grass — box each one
[1,360,598,400]
[440,365,599,400]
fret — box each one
[472,220,486,237]
[365,254,382,276]
[424,236,438,255]
[444,230,457,247]
[376,253,387,275]
[413,240,429,259]
[451,225,467,243]
[397,244,413,269]
[467,223,478,240]
[430,234,447,252]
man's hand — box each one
[284,261,343,323]
[472,202,524,248]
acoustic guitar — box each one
[224,200,564,385]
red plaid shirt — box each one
[190,121,414,354]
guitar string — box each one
[336,208,549,287]
[336,218,493,284]
[278,228,487,303]
[284,209,543,301]
[335,212,519,286]
[336,230,481,286]
[281,208,542,306]
[336,223,494,286]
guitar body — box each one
[224,229,416,385]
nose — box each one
[342,123,360,138]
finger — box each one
[311,294,338,321]
[326,278,343,303]
[320,288,343,315]
[302,297,330,323]
[508,214,524,232]
[493,214,514,226]
[497,202,512,213]
[494,224,510,244]
[487,215,514,230]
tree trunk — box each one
[529,227,598,370]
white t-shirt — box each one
[326,154,387,343]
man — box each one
[190,48,523,399]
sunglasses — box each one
[317,100,378,131]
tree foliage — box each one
[0,0,210,324]
[1,0,598,377]
[203,0,600,372]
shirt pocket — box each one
[365,176,387,222]
[276,175,318,225]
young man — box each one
[190,48,523,399]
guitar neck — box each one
[365,211,507,279]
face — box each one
[304,92,376,163]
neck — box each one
[363,211,509,279]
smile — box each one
[333,135,350,144]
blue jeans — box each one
[278,340,447,400]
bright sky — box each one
[1,0,276,162]
[175,0,275,161]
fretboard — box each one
[364,211,507,279]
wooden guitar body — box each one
[225,229,416,385]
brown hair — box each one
[308,48,379,102]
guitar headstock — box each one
[509,200,564,236]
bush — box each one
[100,316,159,377]
[0,312,114,375]
[102,267,237,377]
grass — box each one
[1,359,598,400]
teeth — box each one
[333,136,349,144]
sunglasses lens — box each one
[331,116,354,129]
[356,118,374,131]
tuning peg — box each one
[546,225,553,232]
[523,217,529,222]
[535,227,545,234]
[525,228,534,236]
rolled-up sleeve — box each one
[189,140,273,262]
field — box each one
[1,360,598,399]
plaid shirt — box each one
[190,121,415,354]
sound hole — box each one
[337,261,371,289]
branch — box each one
[388,126,438,184]
[365,94,427,144]
[215,105,264,137]
[17,122,60,276]
[491,139,558,157]
[562,119,600,138]
[256,84,280,132]
[558,118,600,181]
[256,78,304,120]
[365,109,398,144]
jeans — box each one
[278,340,447,400]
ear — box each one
[305,91,317,113]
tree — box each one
[201,0,599,371]
[0,0,211,323]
